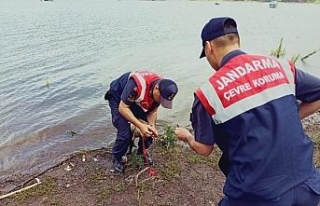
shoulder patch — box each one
[127,91,137,102]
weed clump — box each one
[156,124,177,149]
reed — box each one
[270,38,319,64]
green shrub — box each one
[157,124,177,149]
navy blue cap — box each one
[158,79,178,109]
[200,17,238,58]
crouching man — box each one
[105,70,178,173]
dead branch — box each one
[11,147,112,192]
[0,178,41,200]
[135,167,150,187]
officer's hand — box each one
[174,127,192,142]
[139,124,155,139]
[150,124,158,137]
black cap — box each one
[158,79,178,109]
[200,17,238,58]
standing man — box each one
[175,17,320,205]
[105,70,178,173]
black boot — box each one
[110,156,124,173]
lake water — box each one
[0,0,319,184]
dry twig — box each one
[0,178,41,200]
[135,167,150,187]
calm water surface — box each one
[0,0,319,184]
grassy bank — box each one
[1,140,225,206]
[1,120,320,206]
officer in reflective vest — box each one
[105,70,178,173]
[175,17,320,206]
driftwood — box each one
[9,147,112,193]
[0,178,41,200]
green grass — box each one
[88,169,106,184]
[11,177,57,202]
[270,38,319,64]
[156,124,177,149]
[127,152,145,171]
[97,182,126,202]
[97,186,113,201]
[158,160,182,180]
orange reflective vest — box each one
[195,54,296,124]
[130,70,162,111]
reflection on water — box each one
[0,0,319,184]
